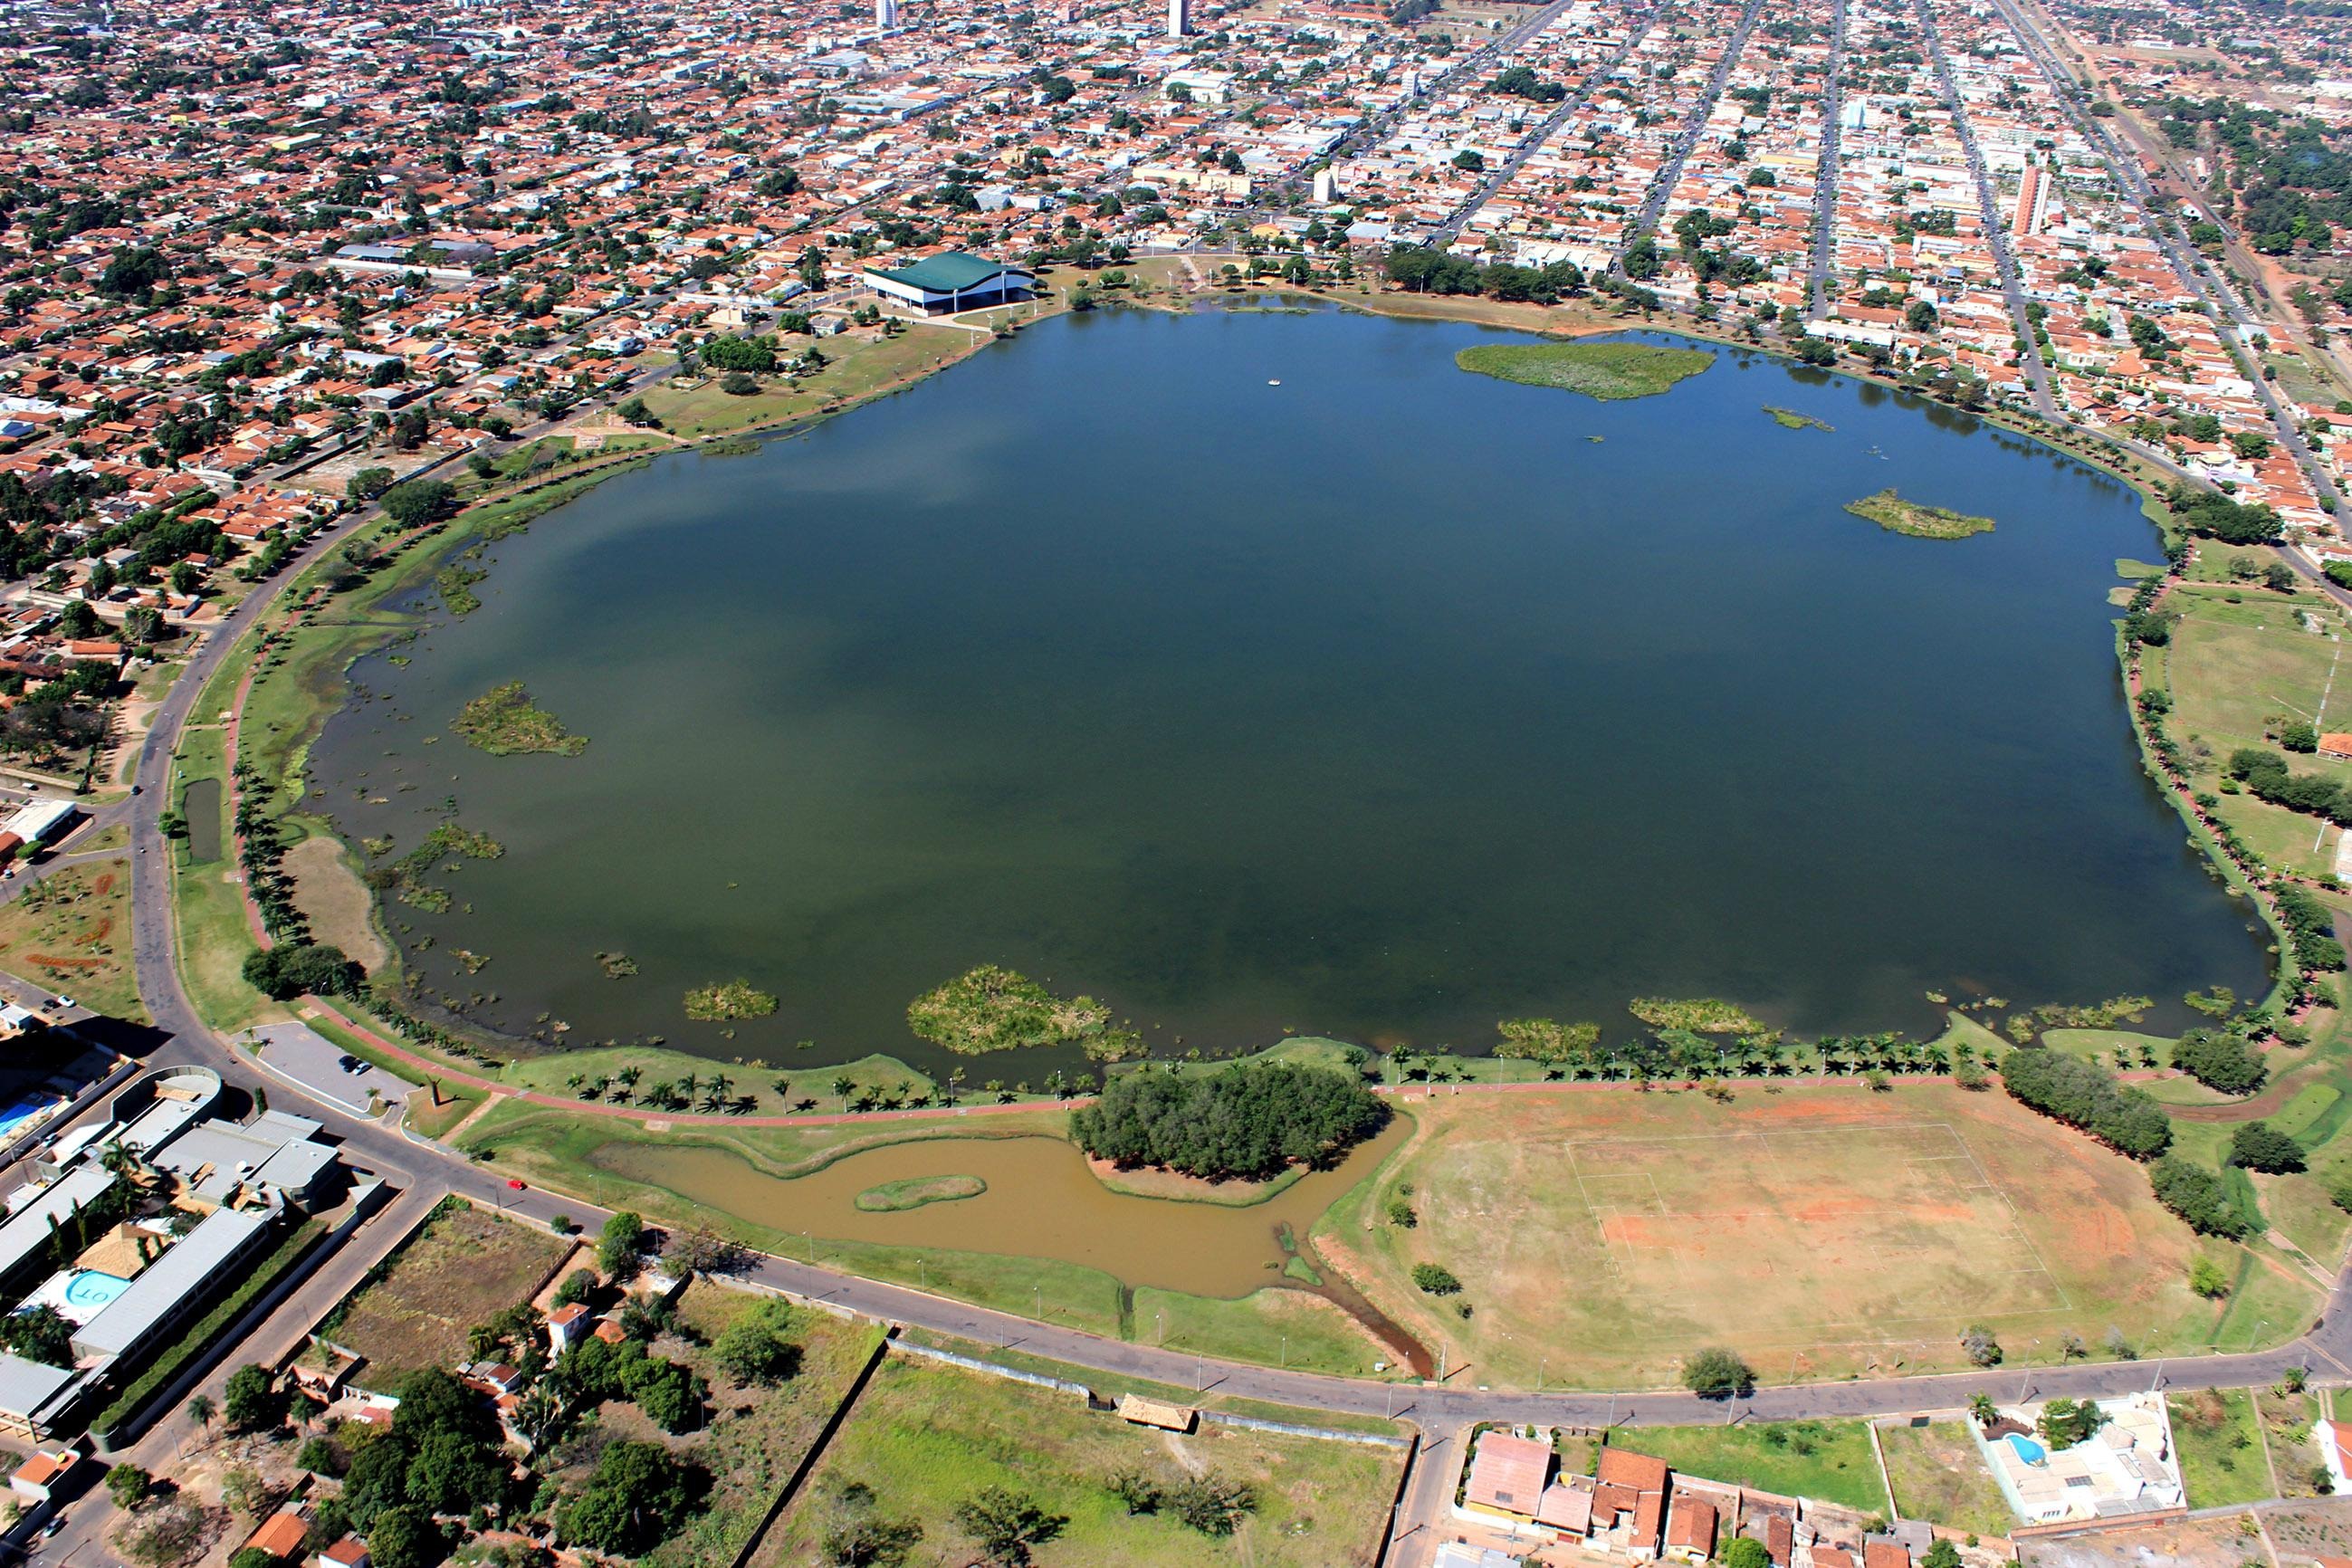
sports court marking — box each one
[1560,1120,2074,1324]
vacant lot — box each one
[0,857,145,1021]
[1878,1420,2013,1537]
[1318,1084,2213,1388]
[757,1353,1403,1568]
[326,1200,568,1387]
[2166,1388,2270,1507]
[1606,1422,1887,1513]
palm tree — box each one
[831,1076,856,1108]
[616,1066,641,1090]
[707,1072,732,1103]
[186,1393,214,1430]
[679,1071,700,1098]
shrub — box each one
[1411,1263,1461,1296]
[2189,1257,2232,1298]
[1961,1326,2003,1366]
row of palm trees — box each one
[557,1064,1106,1115]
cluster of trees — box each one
[699,333,777,375]
[543,1329,705,1434]
[1071,1062,1388,1181]
[2170,1028,2268,1095]
[2225,746,2352,827]
[1382,244,1588,304]
[1999,1047,2171,1159]
[243,942,363,1000]
[379,478,457,530]
[563,1440,704,1557]
[2228,1121,2307,1174]
[2149,1154,2254,1238]
[316,1369,515,1568]
[2167,484,2283,545]
[1489,64,1565,101]
[1106,1469,1259,1536]
[2275,883,2347,976]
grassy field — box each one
[1317,1083,2231,1389]
[1604,1422,1888,1513]
[0,857,145,1020]
[1877,1420,2013,1535]
[641,324,982,438]
[1127,1285,1385,1378]
[1454,339,1715,400]
[754,1352,1403,1568]
[2166,1387,2271,1506]
[645,1283,884,1568]
[323,1200,568,1388]
[402,1082,486,1140]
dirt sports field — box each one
[1318,1082,2268,1390]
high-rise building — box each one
[2012,164,2049,238]
[876,0,899,28]
[1311,167,1337,203]
[1167,0,1190,37]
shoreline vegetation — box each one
[854,1173,987,1211]
[1764,405,1833,432]
[451,680,589,756]
[1453,339,1716,400]
[906,963,1147,1061]
[1845,488,1997,540]
[684,980,779,1021]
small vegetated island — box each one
[1628,997,1762,1033]
[906,962,1145,1060]
[1845,488,1995,540]
[1764,405,1833,431]
[452,681,589,756]
[1454,340,1716,401]
[684,980,778,1021]
[1074,1059,1390,1182]
[853,1174,987,1212]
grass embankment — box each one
[1454,339,1716,400]
[1844,489,1995,540]
[450,680,588,756]
[92,1219,327,1437]
[1604,1423,1888,1514]
[754,1352,1403,1568]
[0,857,145,1020]
[1877,1420,2014,1535]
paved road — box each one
[1809,0,1848,319]
[1912,0,2060,421]
[1616,0,1766,263]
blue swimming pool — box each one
[0,1095,54,1139]
[2005,1432,2049,1466]
[62,1270,130,1311]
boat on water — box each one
[1268,378,1282,386]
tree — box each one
[1961,1325,2003,1366]
[953,1487,1066,1567]
[1071,1061,1388,1181]
[186,1392,215,1429]
[2229,1121,2306,1173]
[713,1297,801,1384]
[1682,1346,1754,1399]
[1921,1541,1963,1568]
[823,1515,924,1567]
[562,1440,701,1555]
[107,1462,150,1509]
[1164,1476,1257,1536]
[243,942,363,999]
[0,1303,73,1366]
[2173,1030,2267,1095]
[367,1506,445,1568]
[1724,1540,1773,1568]
[1999,1048,2171,1159]
[2189,1256,2231,1298]
[600,1209,647,1277]
[378,479,456,528]
[1451,149,1486,172]
[2149,1155,2252,1238]
[223,1363,281,1432]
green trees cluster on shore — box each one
[1999,1047,2171,1159]
[1072,1061,1387,1181]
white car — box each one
[52,996,74,1010]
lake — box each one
[308,305,2265,1073]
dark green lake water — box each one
[311,308,2265,1071]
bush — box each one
[2150,1156,2252,1238]
[1410,1263,1461,1296]
[1682,1346,1754,1399]
[1999,1048,2171,1159]
[2189,1257,2232,1298]
[2229,1121,2306,1173]
[1961,1326,2003,1366]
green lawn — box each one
[2167,1388,2271,1506]
[499,1045,940,1115]
[1600,1422,1888,1513]
[1127,1286,1385,1379]
[754,1352,1404,1568]
[1876,1420,2012,1535]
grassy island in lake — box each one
[907,963,1148,1059]
[452,681,589,756]
[1845,488,1995,540]
[1764,406,1833,431]
[1628,997,1762,1033]
[854,1174,987,1212]
[1455,340,1716,401]
[684,980,779,1020]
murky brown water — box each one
[591,1122,1409,1300]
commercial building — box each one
[860,253,1036,313]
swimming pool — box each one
[0,1095,56,1139]
[2005,1432,2049,1466]
[61,1270,130,1311]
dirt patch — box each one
[2263,1496,2352,1563]
[284,833,390,972]
[2018,1512,2264,1568]
[326,1200,569,1389]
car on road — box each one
[52,996,72,1010]
[337,1055,363,1074]
[507,1178,527,1190]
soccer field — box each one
[1318,1082,2290,1390]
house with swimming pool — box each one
[1974,1393,2184,1525]
[0,1066,350,1439]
